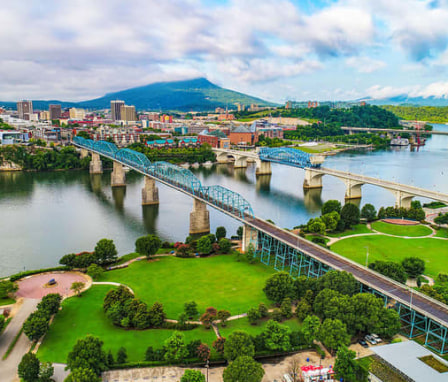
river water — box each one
[1,124,447,277]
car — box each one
[365,335,378,345]
[358,339,369,348]
[370,333,382,343]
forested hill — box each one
[381,105,448,123]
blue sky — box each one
[1,0,448,103]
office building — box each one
[49,104,62,120]
[111,100,125,121]
[17,100,33,120]
[69,108,86,120]
[120,105,136,122]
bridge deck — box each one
[248,217,448,327]
[341,127,448,135]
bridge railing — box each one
[201,185,255,219]
[259,147,319,168]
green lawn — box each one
[0,297,15,306]
[332,235,448,278]
[219,317,301,338]
[371,221,433,237]
[99,254,275,318]
[435,228,448,238]
[326,224,373,238]
[37,285,218,364]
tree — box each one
[71,282,85,297]
[39,362,54,382]
[374,309,401,338]
[148,302,166,327]
[76,131,91,139]
[368,261,407,283]
[280,297,293,318]
[87,264,104,280]
[0,280,17,299]
[181,369,206,382]
[116,347,127,364]
[197,343,210,362]
[64,367,99,382]
[23,311,49,341]
[37,293,62,315]
[263,272,294,304]
[217,310,231,327]
[223,356,265,382]
[103,286,133,311]
[164,332,188,362]
[237,226,244,240]
[319,318,350,354]
[340,203,360,229]
[334,346,369,382]
[18,352,40,382]
[351,293,382,334]
[212,337,226,355]
[361,204,377,222]
[288,358,301,382]
[295,298,311,322]
[197,236,212,254]
[317,270,359,296]
[224,330,255,361]
[219,238,232,254]
[200,312,214,329]
[262,320,291,351]
[258,302,268,318]
[184,301,198,318]
[271,308,283,322]
[135,234,161,259]
[321,211,340,232]
[306,217,326,235]
[247,307,261,325]
[67,336,108,376]
[302,315,321,346]
[94,238,118,264]
[216,226,227,241]
[245,243,256,263]
[107,350,114,366]
[322,200,342,215]
[402,257,425,278]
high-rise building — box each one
[120,105,136,121]
[111,100,125,121]
[40,111,50,120]
[17,100,33,120]
[69,108,86,120]
[49,104,62,120]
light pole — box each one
[365,246,369,267]
[206,359,209,382]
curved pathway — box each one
[92,281,134,295]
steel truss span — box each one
[73,137,255,221]
[259,147,318,168]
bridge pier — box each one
[189,199,210,235]
[393,190,414,209]
[80,148,89,159]
[234,156,248,169]
[242,224,258,252]
[255,159,272,175]
[303,168,324,189]
[111,161,126,187]
[89,152,103,174]
[216,152,230,164]
[142,176,159,205]
[344,179,364,200]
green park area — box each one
[219,317,301,338]
[331,235,448,279]
[98,254,274,318]
[326,224,373,238]
[371,221,433,237]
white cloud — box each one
[346,56,386,73]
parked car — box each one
[365,335,377,345]
[358,339,369,348]
[370,333,382,343]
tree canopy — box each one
[223,356,265,382]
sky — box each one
[2,0,448,103]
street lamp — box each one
[206,359,209,382]
[365,246,369,267]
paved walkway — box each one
[0,298,39,382]
[92,281,135,295]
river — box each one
[1,124,447,277]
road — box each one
[0,298,39,382]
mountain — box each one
[0,78,276,112]
[361,95,448,106]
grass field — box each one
[37,285,218,363]
[332,235,448,278]
[219,317,301,338]
[371,221,433,237]
[435,228,448,238]
[99,254,275,318]
[0,297,15,306]
[326,224,373,238]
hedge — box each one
[9,266,71,281]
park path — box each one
[0,298,39,382]
[92,281,135,295]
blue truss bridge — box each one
[73,137,448,354]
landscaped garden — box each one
[371,221,433,237]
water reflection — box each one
[112,186,126,213]
[142,204,159,232]
[256,175,271,193]
[303,188,323,212]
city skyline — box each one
[1,0,448,103]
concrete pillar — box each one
[255,159,272,175]
[393,190,414,209]
[344,179,364,200]
[89,152,103,174]
[234,156,248,168]
[303,168,324,189]
[80,148,89,159]
[111,161,126,187]
[142,176,159,205]
[217,152,230,164]
[242,224,258,252]
[189,199,210,235]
